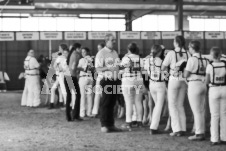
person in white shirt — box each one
[120,43,144,131]
[77,47,94,118]
[91,43,105,118]
[206,47,226,146]
[21,49,41,107]
[144,45,166,134]
[184,41,209,141]
[95,34,122,133]
[162,36,191,137]
[49,44,68,109]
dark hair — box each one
[82,47,90,54]
[98,43,105,49]
[189,41,200,52]
[60,44,68,51]
[128,42,139,54]
[175,35,186,57]
[151,45,162,58]
[211,47,221,59]
[67,43,81,65]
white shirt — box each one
[24,56,40,75]
[162,48,190,81]
[120,53,143,79]
[95,46,119,80]
[144,56,164,82]
[54,55,66,75]
[185,53,209,81]
[206,62,226,86]
[78,55,93,77]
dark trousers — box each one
[99,79,119,127]
[64,76,81,121]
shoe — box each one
[108,126,123,132]
[188,134,205,141]
[90,114,98,118]
[59,102,64,108]
[150,129,160,135]
[121,123,132,131]
[221,141,226,145]
[211,142,220,146]
[170,132,182,137]
[131,121,138,127]
[73,117,83,122]
[137,122,143,128]
[48,103,54,109]
[101,127,110,133]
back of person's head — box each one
[128,42,139,54]
[210,47,222,60]
[175,35,186,57]
[151,45,162,58]
[189,40,201,52]
[60,44,68,51]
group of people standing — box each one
[21,34,226,146]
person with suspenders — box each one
[77,47,94,118]
[145,45,166,134]
[184,41,209,141]
[120,43,144,131]
[206,47,226,145]
[49,44,68,109]
[162,36,191,136]
[21,49,41,107]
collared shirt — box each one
[203,54,226,62]
[78,55,93,77]
[95,46,119,80]
[162,48,190,81]
[69,51,82,77]
[120,53,143,79]
[186,53,209,81]
[24,56,40,75]
[54,55,66,75]
[206,62,226,86]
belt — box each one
[26,74,39,76]
[210,84,226,87]
[149,79,165,83]
[188,79,203,82]
[80,75,92,78]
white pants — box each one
[79,77,93,117]
[92,79,102,115]
[122,78,143,123]
[149,81,166,130]
[50,74,66,104]
[21,75,41,107]
[209,86,226,142]
[168,80,187,132]
[188,81,207,134]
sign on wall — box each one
[88,32,116,40]
[120,31,140,39]
[0,32,14,41]
[162,31,182,39]
[141,32,161,40]
[184,31,204,39]
[16,32,39,41]
[205,32,224,39]
[64,32,86,40]
[40,32,63,40]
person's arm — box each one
[161,52,172,71]
[205,73,211,85]
[184,58,194,78]
[77,58,86,72]
[95,51,110,72]
[32,58,40,69]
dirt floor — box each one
[0,92,225,151]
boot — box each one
[48,103,54,109]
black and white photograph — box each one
[0,0,226,150]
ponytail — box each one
[175,36,186,57]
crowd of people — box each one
[20,34,226,146]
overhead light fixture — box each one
[0,5,35,9]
